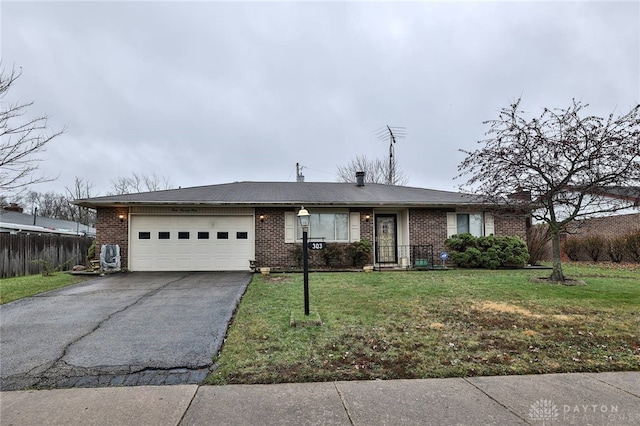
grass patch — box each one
[207,264,640,385]
[0,272,89,304]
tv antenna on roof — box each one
[296,162,305,182]
[375,125,406,185]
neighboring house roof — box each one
[592,186,640,204]
[74,181,484,208]
[0,210,96,237]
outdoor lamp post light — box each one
[297,206,310,316]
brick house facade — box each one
[77,181,530,271]
[95,207,129,268]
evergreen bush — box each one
[445,233,529,269]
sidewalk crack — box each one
[177,385,200,426]
[333,382,355,425]
[591,374,640,398]
[462,377,532,425]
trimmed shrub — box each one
[321,243,346,267]
[581,235,606,262]
[445,234,529,269]
[562,237,582,261]
[607,236,626,263]
[347,239,372,267]
[624,229,640,262]
[288,244,303,268]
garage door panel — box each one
[130,215,254,271]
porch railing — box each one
[374,244,434,269]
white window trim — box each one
[446,212,494,237]
[285,210,360,243]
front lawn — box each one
[207,263,640,385]
[0,272,89,304]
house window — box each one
[236,232,248,239]
[158,232,170,240]
[178,232,190,239]
[138,232,151,240]
[456,213,484,237]
[198,232,209,239]
[296,213,349,242]
[217,232,229,239]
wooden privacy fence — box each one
[0,234,94,278]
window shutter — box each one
[446,212,457,237]
[350,212,361,242]
[284,212,295,243]
[484,212,495,236]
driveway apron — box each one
[0,272,251,391]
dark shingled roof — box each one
[74,181,483,208]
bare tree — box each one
[108,172,174,195]
[0,66,64,195]
[19,177,96,227]
[457,98,640,283]
[336,154,409,185]
[66,177,96,226]
[24,190,73,220]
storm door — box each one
[375,214,397,264]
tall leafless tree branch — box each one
[0,65,64,194]
[336,154,409,185]
[108,172,174,195]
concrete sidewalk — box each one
[1,372,638,425]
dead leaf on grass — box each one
[473,301,576,321]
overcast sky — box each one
[2,0,639,198]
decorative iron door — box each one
[375,214,397,264]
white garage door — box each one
[130,215,254,271]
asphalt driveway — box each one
[0,272,251,391]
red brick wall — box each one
[357,208,374,265]
[571,212,640,239]
[95,207,129,268]
[254,207,289,268]
[409,209,449,254]
[254,208,375,268]
[494,213,528,241]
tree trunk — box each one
[550,231,565,283]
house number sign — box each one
[308,242,326,250]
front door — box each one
[375,214,397,264]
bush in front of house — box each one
[624,229,640,262]
[562,237,582,261]
[526,224,551,266]
[347,239,372,267]
[581,235,606,262]
[561,231,640,263]
[445,233,529,269]
[607,236,627,263]
[321,243,346,267]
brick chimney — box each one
[4,203,24,213]
[356,171,365,187]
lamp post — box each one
[297,206,310,316]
